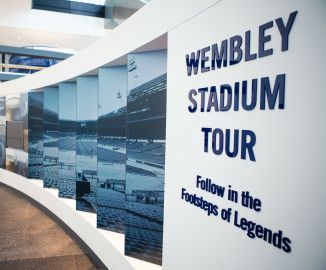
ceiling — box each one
[0,0,108,52]
[0,25,99,52]
[0,0,151,52]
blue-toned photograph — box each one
[76,76,98,213]
[125,50,167,265]
[43,87,59,188]
[0,96,6,168]
[0,96,5,116]
[97,66,127,233]
[28,91,44,179]
[58,83,77,199]
[6,93,29,177]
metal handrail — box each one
[0,63,44,71]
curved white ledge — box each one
[0,0,221,96]
[0,169,161,270]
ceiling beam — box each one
[0,72,26,82]
[0,45,72,60]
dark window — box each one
[32,0,105,18]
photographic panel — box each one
[97,66,127,233]
[125,50,167,265]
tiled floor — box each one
[0,184,103,270]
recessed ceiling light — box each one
[16,36,21,40]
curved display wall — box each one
[0,1,325,270]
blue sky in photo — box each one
[128,50,167,91]
[59,83,77,121]
[77,77,98,121]
[98,66,127,116]
[44,87,59,113]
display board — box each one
[0,96,6,168]
[97,66,127,233]
[76,76,98,213]
[163,1,326,270]
[6,122,24,150]
[5,94,29,177]
[43,87,59,188]
[58,82,77,199]
[27,91,43,179]
[125,50,167,265]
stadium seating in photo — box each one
[127,118,166,143]
[28,163,43,178]
[28,96,43,125]
[59,121,76,134]
[29,130,42,142]
[97,188,124,208]
[79,188,97,208]
[58,176,76,199]
[129,190,163,204]
[97,206,125,233]
[127,74,166,141]
[29,147,43,157]
[125,225,163,265]
[43,138,59,188]
[58,147,76,198]
[98,107,126,138]
[28,155,43,165]
[127,74,166,104]
[28,137,43,179]
[44,108,58,129]
[126,69,168,261]
[126,201,163,224]
[98,179,125,192]
[43,164,59,188]
[125,209,163,232]
[28,142,43,179]
[76,121,97,136]
[83,191,97,205]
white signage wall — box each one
[164,0,326,269]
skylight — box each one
[66,0,106,5]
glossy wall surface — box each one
[43,87,59,188]
[28,91,44,179]
[58,82,77,199]
[97,66,127,233]
[5,93,29,177]
[125,50,167,265]
[76,76,98,213]
[0,97,6,168]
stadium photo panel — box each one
[0,96,6,169]
[76,76,98,213]
[58,82,77,199]
[125,50,167,265]
[97,66,127,233]
[5,93,29,177]
[27,92,43,179]
[43,87,59,188]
